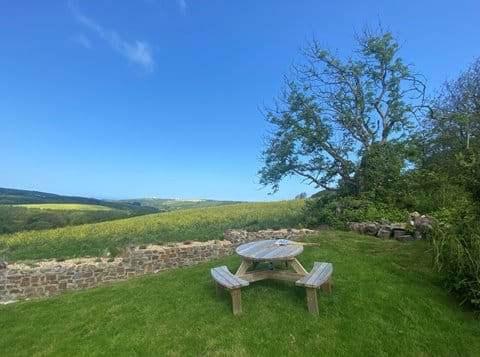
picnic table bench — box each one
[211,265,249,315]
[211,239,333,315]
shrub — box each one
[432,212,480,310]
[303,195,409,229]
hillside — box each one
[0,200,306,261]
[118,198,242,211]
[0,187,157,214]
[0,188,161,234]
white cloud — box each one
[70,3,155,72]
[72,34,92,49]
[177,0,186,15]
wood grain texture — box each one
[211,266,249,289]
[306,287,319,315]
[238,269,305,283]
[230,288,242,315]
[290,258,309,276]
[295,262,333,288]
[235,240,303,261]
[235,260,251,276]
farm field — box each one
[0,200,306,261]
[15,203,113,211]
[1,232,479,356]
[118,198,242,211]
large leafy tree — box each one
[423,58,480,204]
[259,30,426,194]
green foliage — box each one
[259,29,425,194]
[411,58,480,310]
[355,142,405,202]
[393,169,470,216]
[432,212,480,310]
[303,196,408,229]
[0,200,306,261]
[1,233,479,356]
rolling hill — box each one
[0,200,306,261]
[0,188,159,235]
[0,187,157,214]
[118,198,242,211]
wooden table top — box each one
[235,239,303,261]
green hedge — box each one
[303,196,409,229]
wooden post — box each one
[321,277,332,293]
[216,283,224,296]
[235,260,251,276]
[305,288,319,315]
[230,289,242,315]
[290,258,308,275]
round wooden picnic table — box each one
[235,239,303,262]
[234,239,309,281]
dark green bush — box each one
[432,211,480,310]
[303,195,409,229]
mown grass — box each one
[0,200,305,261]
[1,232,478,356]
[15,203,113,211]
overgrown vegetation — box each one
[1,232,479,356]
[432,214,480,309]
[0,200,305,261]
[259,29,480,310]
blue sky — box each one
[1,0,479,201]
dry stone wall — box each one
[223,228,320,245]
[346,212,438,241]
[0,229,319,303]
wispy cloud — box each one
[72,34,92,49]
[177,0,187,15]
[70,3,155,72]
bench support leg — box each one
[230,288,242,315]
[321,276,332,293]
[216,283,224,296]
[305,288,319,315]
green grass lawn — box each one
[15,203,113,211]
[0,200,305,261]
[1,232,479,356]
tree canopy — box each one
[259,30,426,194]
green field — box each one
[118,198,242,211]
[0,200,306,261]
[16,203,113,211]
[1,232,479,356]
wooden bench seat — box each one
[295,262,333,315]
[211,266,249,315]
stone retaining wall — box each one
[0,229,319,303]
[223,228,320,245]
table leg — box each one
[290,258,308,276]
[235,259,251,276]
